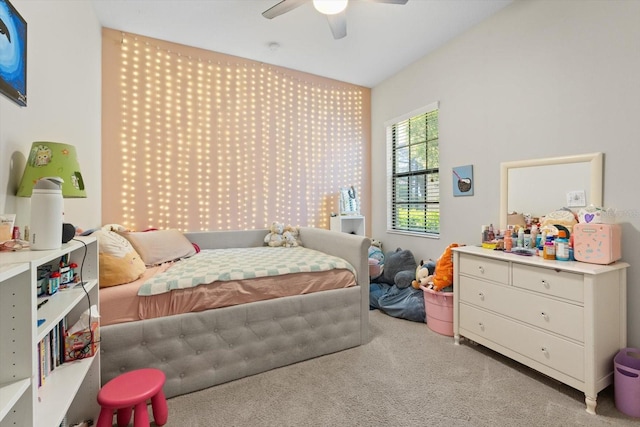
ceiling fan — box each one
[262,0,409,40]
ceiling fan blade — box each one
[262,0,307,19]
[326,11,347,39]
[367,0,408,4]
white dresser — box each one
[452,246,628,415]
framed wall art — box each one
[452,165,474,196]
[0,0,26,106]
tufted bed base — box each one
[100,227,370,398]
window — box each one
[386,103,439,235]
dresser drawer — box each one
[512,264,584,303]
[459,276,584,341]
[459,304,584,381]
[458,254,509,285]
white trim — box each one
[386,229,440,239]
[383,101,439,129]
[499,152,603,229]
[386,125,394,231]
[385,102,440,234]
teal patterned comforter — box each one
[137,246,356,296]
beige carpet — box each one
[152,310,638,426]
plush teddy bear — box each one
[411,259,435,289]
[264,221,285,247]
[282,225,301,247]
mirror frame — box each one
[499,152,604,229]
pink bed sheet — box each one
[100,265,356,326]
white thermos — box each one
[30,177,64,250]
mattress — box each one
[100,267,356,326]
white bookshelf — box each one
[330,215,366,236]
[0,237,100,427]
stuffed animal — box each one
[264,221,285,247]
[429,243,459,291]
[377,248,417,289]
[370,238,383,250]
[368,239,384,280]
[411,259,435,289]
[282,225,301,247]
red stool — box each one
[97,368,168,427]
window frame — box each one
[385,102,440,237]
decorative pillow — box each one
[119,229,196,266]
[93,230,146,288]
[540,209,578,231]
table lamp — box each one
[17,142,86,250]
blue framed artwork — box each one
[452,165,473,196]
[0,0,26,106]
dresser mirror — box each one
[499,152,603,228]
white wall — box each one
[0,0,101,231]
[371,0,640,347]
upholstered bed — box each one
[100,227,370,398]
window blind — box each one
[386,104,439,235]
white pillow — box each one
[119,229,196,266]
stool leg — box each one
[151,390,169,426]
[133,401,150,427]
[96,408,114,427]
[117,406,133,427]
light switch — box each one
[567,190,586,207]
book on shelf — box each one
[37,317,68,388]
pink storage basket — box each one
[420,285,454,337]
[614,347,640,418]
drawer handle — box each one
[541,279,550,288]
[478,322,485,331]
[541,347,549,356]
[478,292,485,301]
[478,266,485,274]
[541,312,549,321]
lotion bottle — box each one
[505,232,513,252]
[531,224,539,248]
[543,236,556,260]
[555,230,570,261]
[517,227,524,248]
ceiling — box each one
[90,0,513,88]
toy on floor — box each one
[369,247,426,322]
[376,247,417,289]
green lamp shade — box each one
[17,142,86,198]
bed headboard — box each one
[185,229,268,249]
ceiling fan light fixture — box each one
[313,0,348,15]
